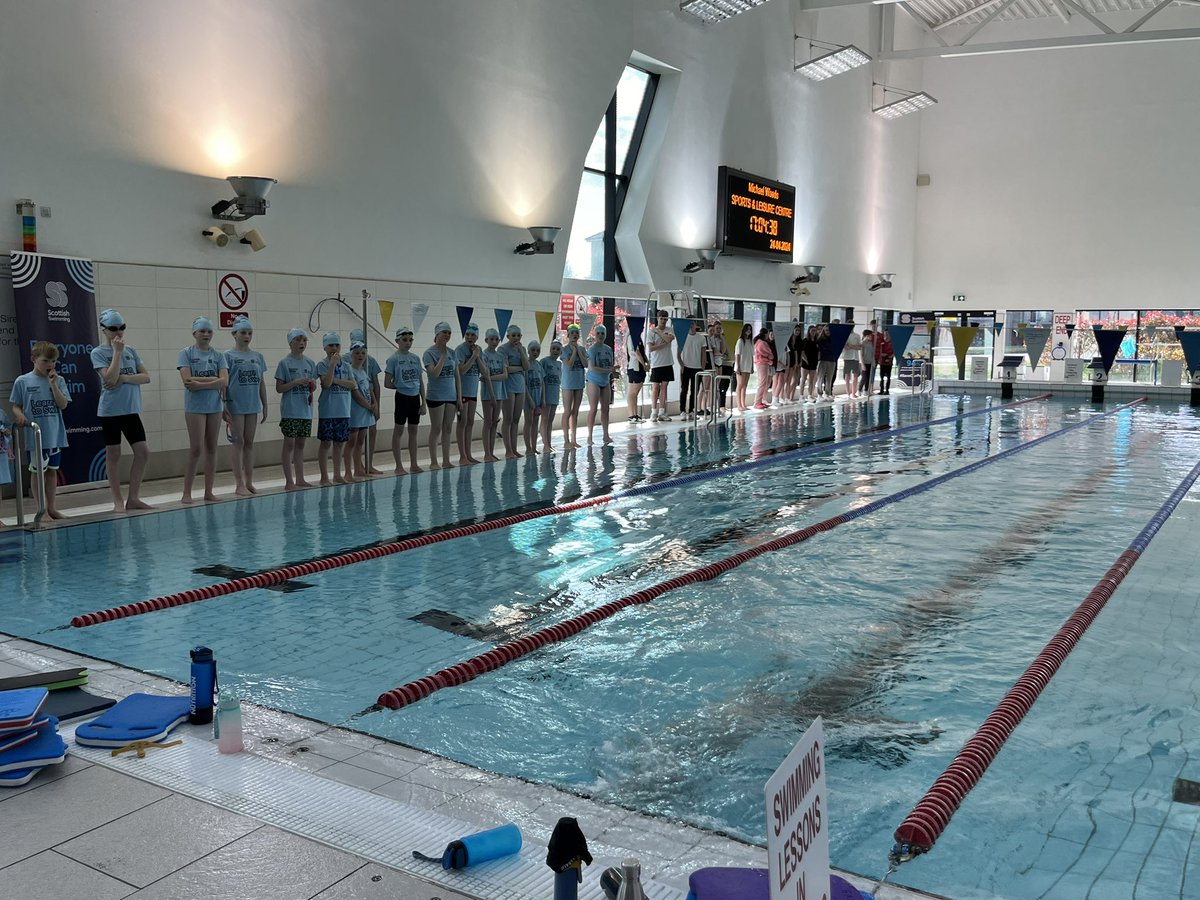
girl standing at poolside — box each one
[348,340,377,479]
[559,324,586,449]
[540,340,562,453]
[178,316,229,503]
[316,332,356,485]
[524,340,544,455]
[479,328,508,462]
[275,328,317,490]
[501,324,528,459]
[733,323,754,412]
[224,316,268,496]
[455,323,484,465]
[91,308,152,512]
[586,324,614,445]
[424,322,460,469]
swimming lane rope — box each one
[70,393,1050,628]
[889,434,1199,868]
[373,398,1139,711]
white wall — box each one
[914,13,1200,313]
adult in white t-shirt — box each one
[647,309,675,421]
[841,325,862,400]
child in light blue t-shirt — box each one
[0,407,12,488]
[454,323,484,466]
[275,328,318,490]
[91,307,153,513]
[9,341,72,519]
[523,341,544,456]
[223,316,268,496]
[384,326,425,475]
[348,341,378,479]
[350,329,385,476]
[177,316,229,504]
[316,332,356,485]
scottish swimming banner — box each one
[10,251,104,485]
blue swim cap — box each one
[485,327,501,340]
[192,316,214,332]
[528,340,541,351]
[98,308,124,328]
[323,331,341,347]
[231,316,253,333]
[287,327,306,343]
[434,321,452,335]
[594,324,607,335]
[350,328,365,343]
[350,340,367,351]
[465,323,480,335]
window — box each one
[564,65,658,282]
[1005,309,1054,367]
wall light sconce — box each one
[794,38,870,81]
[792,265,824,286]
[211,176,278,221]
[514,226,561,255]
[201,225,232,247]
[872,84,937,120]
[682,247,720,273]
[868,274,895,292]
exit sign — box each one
[952,294,966,302]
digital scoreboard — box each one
[716,166,796,263]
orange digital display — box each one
[717,166,796,262]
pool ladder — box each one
[11,422,47,528]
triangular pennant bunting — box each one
[721,320,744,358]
[1065,323,1076,337]
[886,325,915,360]
[1177,330,1200,376]
[412,303,429,336]
[626,315,646,347]
[535,310,556,343]
[1023,326,1051,370]
[827,323,854,358]
[993,322,1003,337]
[672,318,694,353]
[950,325,979,373]
[456,306,474,337]
[495,308,513,337]
[577,312,596,336]
[1093,329,1126,373]
[376,300,395,332]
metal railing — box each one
[11,422,46,528]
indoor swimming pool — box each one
[6,395,1200,900]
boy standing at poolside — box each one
[316,332,356,485]
[9,341,71,519]
[275,327,318,490]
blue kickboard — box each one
[0,717,50,755]
[0,716,66,775]
[0,688,49,732]
[74,693,191,748]
[0,767,44,787]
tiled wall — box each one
[95,262,558,470]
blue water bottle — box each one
[189,646,216,724]
[441,823,522,869]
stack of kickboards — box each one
[0,688,68,787]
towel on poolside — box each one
[0,687,48,733]
[74,693,191,748]
[0,716,66,775]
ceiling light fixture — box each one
[211,176,278,221]
[873,84,937,120]
[682,247,720,273]
[513,226,561,256]
[868,274,895,292]
[680,0,770,25]
[795,39,871,81]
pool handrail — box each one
[10,421,45,529]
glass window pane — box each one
[583,118,606,172]
[564,171,606,281]
[614,67,651,173]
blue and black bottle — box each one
[189,646,216,724]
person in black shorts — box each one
[90,308,153,512]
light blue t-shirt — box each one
[91,345,144,417]
[502,343,526,394]
[455,342,484,399]
[0,408,11,486]
[9,371,69,449]
[274,355,317,421]
[540,357,561,405]
[349,365,376,429]
[423,345,458,402]
[224,349,267,415]
[385,351,423,397]
[481,349,508,402]
[587,343,615,387]
[525,358,544,407]
[316,357,353,419]
[177,346,227,415]
[560,343,587,391]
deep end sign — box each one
[767,717,830,900]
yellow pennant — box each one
[721,320,746,358]
[950,325,980,372]
[377,299,395,332]
[535,309,556,343]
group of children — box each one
[3,308,891,520]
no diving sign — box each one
[217,272,250,328]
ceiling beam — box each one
[933,0,1005,31]
[1046,0,1072,25]
[957,0,1021,45]
[1055,0,1115,34]
[896,2,949,47]
[1124,0,1175,33]
[880,26,1200,59]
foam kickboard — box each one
[0,716,66,774]
[0,688,48,733]
[0,766,44,788]
[74,694,191,748]
[41,687,116,722]
[0,721,46,755]
[0,667,89,693]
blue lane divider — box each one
[615,393,1053,501]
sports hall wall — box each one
[913,13,1200,311]
[0,0,924,469]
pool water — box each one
[7,395,1200,899]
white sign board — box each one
[1063,358,1085,383]
[767,717,829,900]
[970,355,990,381]
[1160,358,1183,387]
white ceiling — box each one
[904,0,1188,30]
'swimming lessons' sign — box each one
[766,716,830,900]
[10,252,103,485]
